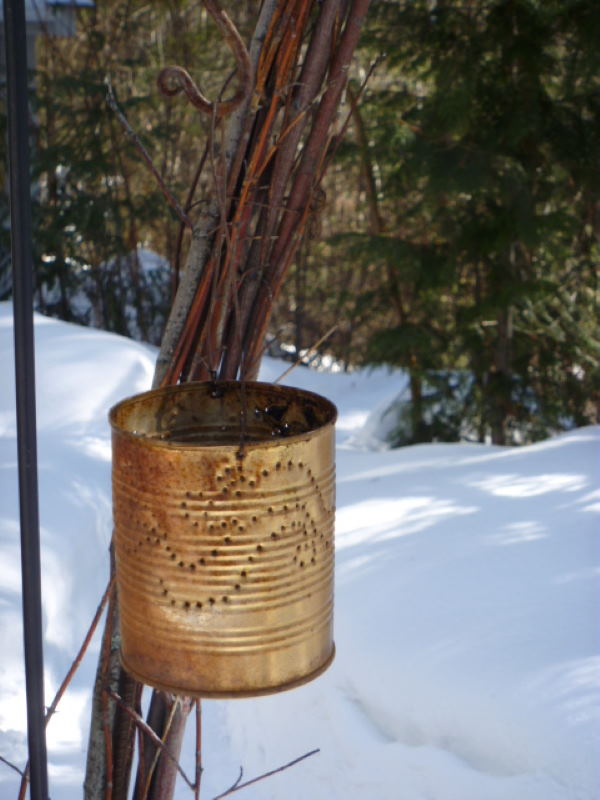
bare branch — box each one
[158,0,251,118]
[105,690,197,792]
[48,578,114,724]
[153,0,279,388]
[194,699,203,800]
[137,696,178,799]
[0,755,25,778]
[105,81,192,229]
[174,139,211,292]
[101,661,114,800]
[217,765,243,796]
[85,559,120,800]
[144,695,192,800]
[241,0,373,376]
[16,579,114,799]
[212,749,320,799]
[274,324,339,383]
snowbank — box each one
[0,304,598,799]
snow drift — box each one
[0,304,598,799]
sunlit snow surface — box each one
[0,303,598,799]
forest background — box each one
[0,0,598,448]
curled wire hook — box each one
[157,0,251,118]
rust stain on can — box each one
[110,381,337,697]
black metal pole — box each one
[2,1,49,798]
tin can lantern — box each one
[110,381,336,697]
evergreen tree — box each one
[333,0,599,444]
[1,1,259,342]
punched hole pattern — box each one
[129,456,332,612]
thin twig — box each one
[174,139,211,292]
[16,578,114,799]
[158,0,251,119]
[218,766,243,796]
[136,714,147,800]
[16,762,27,800]
[212,749,320,799]
[212,4,314,379]
[0,755,25,778]
[105,80,192,229]
[101,641,115,800]
[320,56,383,184]
[49,578,115,724]
[105,690,196,792]
[274,324,339,383]
[194,699,202,800]
[240,0,373,377]
[140,696,180,799]
[152,0,279,388]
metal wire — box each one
[2,0,49,797]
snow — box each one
[0,302,598,799]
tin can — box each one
[110,381,336,697]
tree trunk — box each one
[409,370,426,444]
[489,306,513,445]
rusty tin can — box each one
[110,381,336,697]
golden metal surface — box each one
[110,381,336,697]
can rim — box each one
[109,380,338,451]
